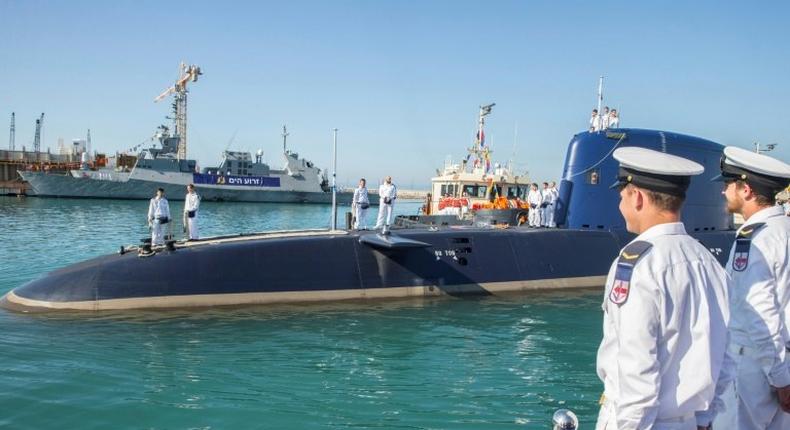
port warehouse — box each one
[0,149,83,195]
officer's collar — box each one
[740,205,784,232]
[632,222,687,243]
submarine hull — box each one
[2,227,736,312]
[3,229,618,311]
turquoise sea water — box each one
[0,196,604,429]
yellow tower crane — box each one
[154,62,202,160]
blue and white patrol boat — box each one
[2,128,736,311]
[20,124,353,204]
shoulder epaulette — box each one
[732,222,766,272]
[736,222,766,239]
[609,240,653,306]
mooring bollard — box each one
[552,409,579,430]
[345,211,353,230]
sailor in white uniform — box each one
[147,187,171,246]
[183,183,200,240]
[527,183,543,227]
[547,181,559,228]
[540,182,554,227]
[352,178,370,230]
[595,147,729,430]
[609,109,620,129]
[590,109,601,132]
[601,106,611,130]
[375,176,397,233]
[711,147,790,430]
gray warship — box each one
[20,125,353,204]
[19,62,353,204]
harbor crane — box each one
[8,112,14,151]
[154,62,202,160]
[33,113,44,154]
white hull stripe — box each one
[3,275,605,311]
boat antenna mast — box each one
[154,62,202,160]
[467,103,495,172]
[597,75,604,114]
[282,125,289,154]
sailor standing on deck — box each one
[352,178,370,230]
[147,187,171,246]
[546,181,559,228]
[595,147,729,430]
[711,147,790,430]
[375,176,397,232]
[183,183,200,240]
[527,183,543,227]
[540,182,553,227]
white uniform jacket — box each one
[727,205,790,387]
[379,183,397,204]
[527,190,542,208]
[184,192,200,215]
[596,222,729,429]
[590,114,601,131]
[353,187,370,207]
[541,189,554,205]
[148,197,171,221]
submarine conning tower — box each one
[554,129,732,233]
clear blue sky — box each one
[2,0,789,189]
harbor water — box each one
[0,196,604,429]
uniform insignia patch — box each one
[609,263,633,305]
[732,250,749,271]
[608,241,652,306]
[731,223,764,272]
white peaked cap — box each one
[722,146,790,179]
[613,147,704,176]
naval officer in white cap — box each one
[712,147,790,430]
[595,147,729,430]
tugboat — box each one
[404,104,531,228]
[2,128,736,312]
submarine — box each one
[2,129,736,312]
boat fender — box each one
[731,222,765,272]
[608,241,653,306]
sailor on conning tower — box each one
[595,147,729,430]
[711,147,790,430]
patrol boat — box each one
[2,128,737,312]
[20,125,353,204]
